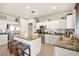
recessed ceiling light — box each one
[52,6,56,10]
[26,6,30,9]
[35,13,38,15]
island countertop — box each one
[14,35,41,56]
[14,35,40,41]
[54,36,79,52]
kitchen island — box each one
[54,36,79,56]
[14,35,41,56]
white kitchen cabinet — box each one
[45,35,60,45]
[0,35,7,46]
[48,20,66,29]
[36,19,67,30]
[50,21,54,29]
[67,15,75,29]
[55,21,59,29]
[58,20,66,29]
[36,23,41,29]
[45,35,50,44]
[37,22,46,29]
[36,22,48,29]
[0,20,19,31]
[50,35,60,45]
[40,22,47,27]
[49,36,56,45]
[36,24,38,29]
[47,22,50,29]
[54,46,79,56]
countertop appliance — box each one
[65,29,74,38]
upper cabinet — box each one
[36,19,67,30]
[66,15,75,29]
[48,20,66,29]
[74,3,79,34]
[58,20,66,29]
[36,22,48,29]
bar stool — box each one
[16,42,31,56]
[8,40,16,50]
[8,40,31,56]
[8,40,20,55]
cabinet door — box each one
[49,36,55,45]
[0,35,7,46]
[59,20,66,29]
[46,22,49,29]
[36,23,40,29]
[0,38,2,46]
[67,15,74,29]
[49,37,52,44]
[45,38,49,44]
[45,35,50,44]
[50,35,60,45]
[0,35,4,45]
[50,21,55,29]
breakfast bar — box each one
[14,35,41,56]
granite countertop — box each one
[0,33,7,35]
[15,35,40,41]
[54,36,79,52]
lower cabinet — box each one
[45,36,49,44]
[45,35,60,45]
[54,46,79,56]
[0,34,7,46]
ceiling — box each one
[0,3,74,19]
